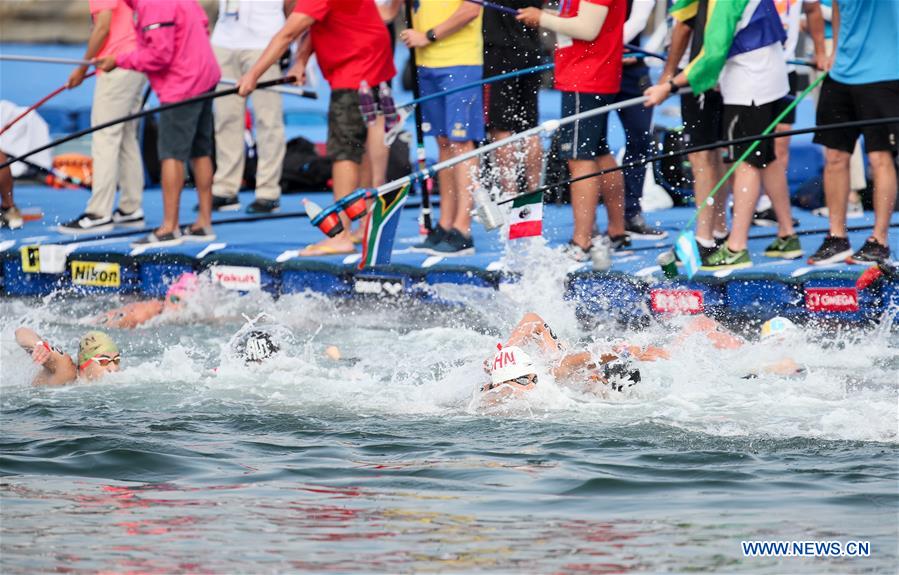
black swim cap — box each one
[236,330,280,363]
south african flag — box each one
[359,184,410,269]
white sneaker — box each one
[811,201,864,219]
[57,212,113,234]
[113,207,145,227]
[1,205,24,230]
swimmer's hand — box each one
[31,342,51,366]
[325,345,341,361]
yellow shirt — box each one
[412,0,483,68]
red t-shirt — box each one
[295,0,395,90]
[553,0,625,94]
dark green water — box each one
[2,291,897,573]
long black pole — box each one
[0,76,305,171]
[404,0,433,233]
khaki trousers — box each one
[86,68,146,217]
[212,46,285,201]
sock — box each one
[696,237,716,249]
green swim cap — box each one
[78,331,119,367]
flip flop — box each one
[297,243,357,257]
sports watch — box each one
[426,29,437,43]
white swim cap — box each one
[760,316,797,340]
[490,345,536,385]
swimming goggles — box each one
[80,354,121,370]
[481,374,537,392]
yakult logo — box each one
[805,287,859,312]
[493,350,517,371]
[209,265,261,291]
[650,289,704,314]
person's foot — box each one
[625,214,668,240]
[180,224,216,242]
[561,241,591,263]
[428,228,475,256]
[297,235,356,256]
[200,195,240,212]
[847,237,890,266]
[0,205,23,230]
[131,228,182,248]
[247,199,280,214]
[763,234,803,259]
[112,207,145,227]
[57,212,113,234]
[409,225,448,253]
[807,235,852,266]
[607,234,631,252]
[700,244,752,271]
[752,207,799,228]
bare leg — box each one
[690,149,721,242]
[524,135,542,191]
[365,115,388,188]
[0,152,13,209]
[868,151,898,245]
[762,131,795,238]
[823,147,851,238]
[159,159,184,234]
[569,159,600,250]
[190,156,214,230]
[728,163,761,252]
[490,128,518,197]
[450,140,476,235]
[597,153,625,237]
[437,136,455,232]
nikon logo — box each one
[71,261,121,287]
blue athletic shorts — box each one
[418,65,485,142]
[558,91,614,160]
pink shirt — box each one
[90,0,137,59]
[116,0,220,103]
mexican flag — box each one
[508,192,543,240]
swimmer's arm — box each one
[15,327,77,385]
[762,357,803,376]
[95,300,164,329]
[614,344,670,362]
[552,351,599,381]
[506,313,564,355]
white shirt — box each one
[0,100,51,177]
[720,43,790,106]
[624,0,656,44]
[211,0,286,50]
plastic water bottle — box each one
[378,82,398,132]
[473,187,505,231]
[358,81,378,126]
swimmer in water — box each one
[481,313,640,401]
[94,272,198,328]
[14,328,121,385]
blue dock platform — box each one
[2,184,897,323]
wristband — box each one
[426,28,437,43]
[668,79,680,94]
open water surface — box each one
[2,260,897,573]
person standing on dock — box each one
[237,0,395,257]
[208,0,291,215]
[644,0,791,271]
[402,0,484,257]
[807,0,899,266]
[482,0,543,201]
[616,0,668,241]
[95,0,222,248]
[59,0,148,234]
[517,0,630,262]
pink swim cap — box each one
[165,272,199,304]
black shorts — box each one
[157,96,214,162]
[558,91,614,160]
[484,49,540,133]
[723,100,780,168]
[680,90,724,148]
[813,76,899,154]
[327,88,380,164]
[777,71,801,125]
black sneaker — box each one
[428,228,475,256]
[807,235,853,266]
[752,207,799,228]
[625,214,668,240]
[180,224,216,242]
[848,237,890,266]
[409,225,448,253]
[130,229,182,248]
[112,207,145,227]
[247,199,280,214]
[206,195,240,212]
[57,213,113,234]
[608,234,631,252]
